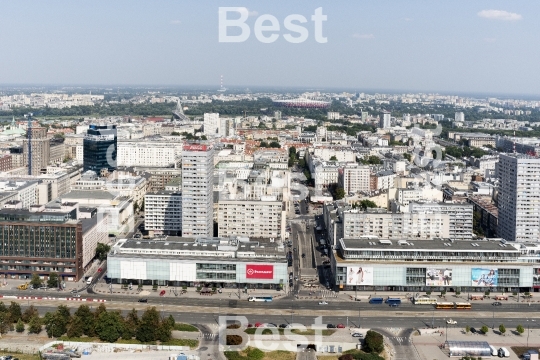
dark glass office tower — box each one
[83,125,117,172]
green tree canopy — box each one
[95,311,124,343]
[47,273,60,288]
[136,307,161,343]
[74,305,95,337]
[29,273,43,289]
[96,243,111,261]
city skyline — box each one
[0,1,538,96]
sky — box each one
[1,1,539,96]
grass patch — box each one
[291,329,335,336]
[244,328,284,335]
[0,352,40,360]
[342,349,385,360]
[115,339,156,345]
[162,339,199,348]
[224,346,265,360]
[58,336,99,342]
[262,350,296,360]
[173,323,199,332]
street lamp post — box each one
[432,308,435,329]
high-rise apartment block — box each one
[22,126,49,175]
[380,111,391,128]
[145,190,182,235]
[338,164,371,194]
[181,143,214,237]
[83,125,117,173]
[455,112,465,122]
[497,154,540,242]
[203,113,220,136]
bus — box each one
[385,298,402,306]
[454,302,472,310]
[369,297,384,304]
[435,302,455,309]
[413,297,438,305]
[248,296,273,302]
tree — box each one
[465,325,470,334]
[403,153,412,162]
[364,330,384,353]
[28,316,42,334]
[288,146,297,157]
[269,141,281,148]
[74,305,95,337]
[95,243,111,261]
[517,324,525,335]
[56,305,71,324]
[499,324,506,335]
[8,302,22,323]
[15,319,25,333]
[480,325,489,334]
[156,318,173,342]
[94,304,107,320]
[0,313,8,335]
[22,305,39,323]
[122,309,139,340]
[330,155,338,161]
[95,311,124,343]
[335,187,345,200]
[66,316,84,338]
[29,273,43,289]
[136,307,161,342]
[47,273,60,289]
[45,312,68,338]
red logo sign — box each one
[246,264,274,279]
[183,144,208,151]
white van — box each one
[86,276,93,285]
[489,345,497,356]
[498,347,510,358]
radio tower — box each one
[217,75,226,92]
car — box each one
[318,301,328,305]
[301,253,306,258]
[470,327,477,334]
[337,324,345,328]
[326,324,336,328]
[279,324,288,328]
[255,322,263,328]
[137,298,148,303]
[134,234,141,239]
[266,323,277,328]
[70,289,77,294]
[446,319,457,325]
[247,323,253,328]
[492,301,502,306]
[294,276,298,281]
[97,267,102,272]
[73,294,81,298]
[352,333,363,338]
[389,303,399,307]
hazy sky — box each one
[1,1,539,95]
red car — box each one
[97,268,102,272]
[255,322,263,328]
[337,324,345,328]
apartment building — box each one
[117,141,181,167]
[181,143,214,237]
[145,190,182,235]
[497,154,540,242]
[338,164,371,194]
[407,201,474,240]
[217,198,285,240]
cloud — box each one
[484,37,497,43]
[478,9,522,21]
[170,20,181,25]
[352,33,374,39]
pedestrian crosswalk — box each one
[203,332,217,340]
[391,336,410,344]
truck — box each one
[17,282,29,290]
[369,297,384,304]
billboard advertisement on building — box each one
[346,267,373,286]
[426,268,452,286]
[246,264,274,279]
[471,268,498,287]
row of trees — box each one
[464,324,525,336]
[0,301,174,344]
[445,145,488,159]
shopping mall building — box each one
[331,237,540,293]
[106,236,288,290]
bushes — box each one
[224,347,264,360]
[340,350,385,360]
[364,330,384,354]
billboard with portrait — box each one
[471,268,498,287]
[426,268,452,286]
[346,266,373,286]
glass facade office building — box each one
[83,124,117,173]
[0,210,83,281]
